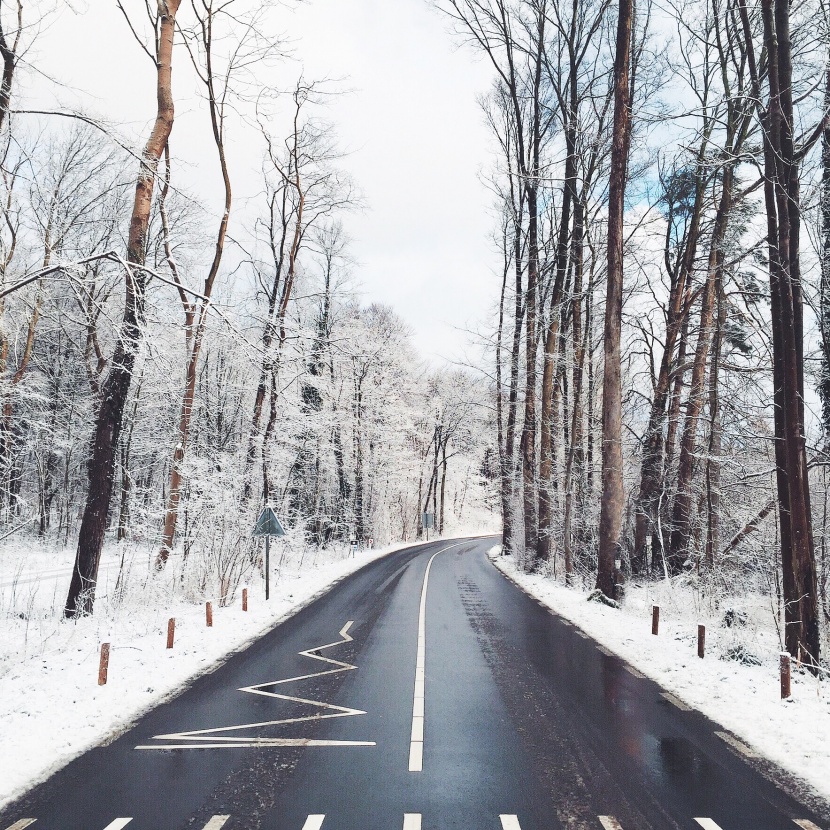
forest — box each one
[0,0,828,677]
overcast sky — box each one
[23,0,496,364]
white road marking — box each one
[4,821,37,830]
[201,818,230,830]
[403,815,421,830]
[598,818,625,830]
[624,665,646,679]
[597,645,613,657]
[694,819,723,830]
[500,816,522,830]
[715,731,758,758]
[301,817,326,830]
[137,621,375,750]
[102,821,132,830]
[408,540,467,772]
[660,691,691,711]
[576,631,589,639]
[794,821,824,830]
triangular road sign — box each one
[253,506,286,537]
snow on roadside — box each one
[0,535,473,811]
[490,547,830,807]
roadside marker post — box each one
[253,506,286,601]
[242,588,248,611]
[697,624,705,658]
[780,652,791,699]
[206,602,213,627]
[98,643,110,686]
[167,618,175,649]
[651,605,660,635]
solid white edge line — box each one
[301,816,326,830]
[500,816,522,830]
[201,818,230,830]
[407,540,467,772]
[403,815,422,830]
[598,818,625,830]
[102,821,133,830]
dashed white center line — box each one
[598,818,625,830]
[301,816,325,830]
[201,817,230,830]
[403,814,422,830]
[407,541,466,773]
[4,821,36,830]
[102,821,132,830]
[500,816,522,830]
[694,819,724,830]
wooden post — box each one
[651,605,660,635]
[697,624,705,658]
[780,652,791,699]
[98,643,110,686]
[167,618,175,649]
[242,588,248,612]
[206,601,213,627]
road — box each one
[2,536,828,830]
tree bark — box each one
[596,0,633,598]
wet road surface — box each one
[2,536,828,830]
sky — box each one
[21,0,497,364]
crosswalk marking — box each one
[794,822,824,830]
[598,817,625,830]
[201,817,230,830]
[4,821,36,830]
[102,821,132,830]
[403,815,421,830]
[301,816,325,830]
[694,819,723,830]
[500,816,522,830]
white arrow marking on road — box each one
[101,820,132,830]
[598,818,625,830]
[4,821,36,830]
[694,819,723,830]
[301,816,325,830]
[500,816,522,830]
[136,622,375,750]
[402,815,421,830]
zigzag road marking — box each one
[136,622,374,750]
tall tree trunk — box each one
[704,278,725,569]
[597,0,633,598]
[66,0,182,617]
[668,168,733,573]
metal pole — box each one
[265,534,270,601]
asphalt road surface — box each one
[2,536,828,830]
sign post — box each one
[422,512,434,541]
[253,506,286,600]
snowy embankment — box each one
[0,534,476,811]
[490,547,830,807]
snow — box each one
[0,535,482,811]
[490,547,830,808]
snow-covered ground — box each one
[490,547,830,808]
[0,533,487,811]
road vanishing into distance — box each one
[2,536,828,830]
